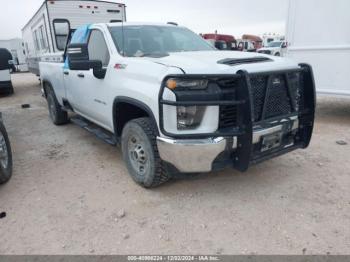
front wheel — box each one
[121,117,170,188]
[0,121,12,184]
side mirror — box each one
[67,43,106,79]
[67,43,89,69]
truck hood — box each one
[147,51,298,74]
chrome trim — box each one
[156,117,299,173]
[232,136,237,149]
[253,117,299,144]
[157,137,227,173]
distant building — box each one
[0,38,28,72]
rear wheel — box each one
[8,87,14,95]
[46,85,68,125]
[0,85,14,96]
[121,117,170,188]
[0,121,12,184]
[275,52,281,56]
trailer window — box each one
[25,43,29,55]
[53,20,70,51]
[88,30,110,67]
[33,30,40,51]
[38,25,48,50]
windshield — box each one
[267,41,282,48]
[109,25,215,57]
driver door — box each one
[65,29,111,128]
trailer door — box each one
[286,0,350,96]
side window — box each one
[88,30,110,67]
[53,19,70,51]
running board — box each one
[70,116,117,146]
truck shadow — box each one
[316,96,350,124]
[157,158,293,193]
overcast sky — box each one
[1,0,289,40]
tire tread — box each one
[0,121,12,184]
[124,117,170,188]
[45,84,68,125]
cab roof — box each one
[104,22,182,28]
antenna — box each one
[121,5,125,57]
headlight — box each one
[177,106,206,130]
[166,78,208,90]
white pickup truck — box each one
[40,22,316,188]
[258,41,288,57]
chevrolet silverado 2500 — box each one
[39,23,316,188]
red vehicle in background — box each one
[201,33,238,50]
[242,34,263,49]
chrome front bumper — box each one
[157,117,299,173]
[157,137,228,173]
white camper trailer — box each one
[286,0,350,96]
[22,0,126,75]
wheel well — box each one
[42,80,52,97]
[114,100,157,137]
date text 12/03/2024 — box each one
[127,255,220,261]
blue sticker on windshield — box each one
[63,24,91,69]
[71,24,91,44]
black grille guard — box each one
[158,64,316,171]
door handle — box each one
[63,71,69,75]
[77,73,85,78]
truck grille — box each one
[250,72,303,122]
[219,105,238,128]
[218,70,303,128]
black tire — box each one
[121,117,170,188]
[0,121,12,184]
[275,52,281,56]
[0,84,14,96]
[46,85,68,125]
[7,86,14,95]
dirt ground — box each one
[0,73,349,255]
